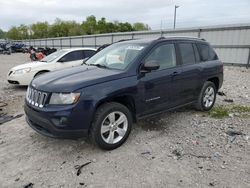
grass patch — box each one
[231,105,250,113]
[208,105,250,119]
[209,106,229,118]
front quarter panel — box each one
[77,76,139,128]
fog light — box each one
[51,117,68,127]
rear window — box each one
[84,50,96,58]
[197,43,218,61]
[179,43,196,65]
[61,50,84,62]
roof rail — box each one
[157,37,166,40]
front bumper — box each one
[7,72,34,86]
[24,103,89,139]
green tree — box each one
[31,22,49,38]
[0,29,6,39]
[6,26,20,40]
[18,24,29,39]
[82,15,97,35]
[133,22,150,31]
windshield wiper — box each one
[81,57,89,65]
[88,64,108,69]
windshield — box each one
[86,43,147,70]
[40,50,68,62]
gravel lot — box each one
[0,53,249,188]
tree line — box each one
[0,15,150,40]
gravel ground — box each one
[0,54,249,188]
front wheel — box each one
[90,102,133,150]
[195,81,216,111]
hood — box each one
[31,65,130,92]
[11,61,48,71]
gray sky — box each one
[1,0,250,31]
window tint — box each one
[145,43,176,70]
[197,43,218,61]
[179,43,196,65]
[84,50,96,58]
[61,51,84,62]
[193,44,200,62]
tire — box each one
[195,81,216,111]
[90,102,133,150]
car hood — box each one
[11,61,49,71]
[31,65,130,92]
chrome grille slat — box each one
[26,87,48,108]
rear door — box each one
[83,50,96,58]
[56,50,85,69]
[176,42,203,104]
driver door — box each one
[56,50,85,70]
[137,42,182,116]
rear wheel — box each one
[195,81,216,111]
[90,102,132,150]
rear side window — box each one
[61,50,84,62]
[84,50,96,58]
[197,43,218,61]
[179,43,196,65]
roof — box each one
[62,47,96,51]
[118,36,206,45]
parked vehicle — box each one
[24,37,223,150]
[7,48,96,85]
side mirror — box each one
[141,60,160,73]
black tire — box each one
[195,81,216,111]
[34,71,48,78]
[90,102,133,150]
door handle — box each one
[171,71,181,76]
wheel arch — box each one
[207,77,219,91]
[34,70,50,78]
[94,95,137,123]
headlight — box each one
[13,67,31,74]
[49,93,81,105]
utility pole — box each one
[174,5,180,29]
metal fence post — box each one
[52,39,54,48]
[132,33,134,39]
[69,37,72,48]
[247,48,250,69]
[94,35,97,48]
[60,38,62,49]
[111,34,114,43]
[198,29,202,38]
[82,36,84,47]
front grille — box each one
[26,87,48,108]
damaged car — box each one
[24,37,223,150]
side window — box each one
[145,43,176,70]
[60,51,84,62]
[193,44,201,62]
[197,43,218,61]
[179,43,196,65]
[84,50,96,58]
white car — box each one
[7,48,96,86]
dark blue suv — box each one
[24,37,223,150]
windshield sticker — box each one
[126,46,144,50]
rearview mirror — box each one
[141,60,160,73]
